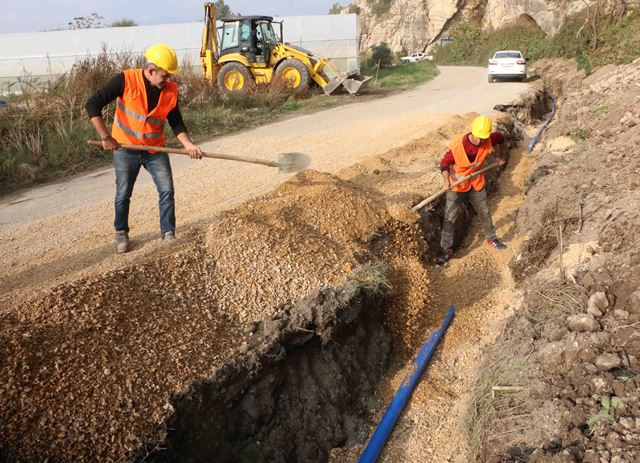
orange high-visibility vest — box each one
[448,134,493,192]
[111,69,178,149]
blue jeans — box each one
[113,149,175,235]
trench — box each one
[141,85,555,463]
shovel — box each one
[411,162,500,212]
[87,141,311,173]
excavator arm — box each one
[201,2,221,82]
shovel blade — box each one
[276,152,311,173]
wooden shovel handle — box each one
[411,162,500,211]
[87,140,278,168]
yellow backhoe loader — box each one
[200,2,371,95]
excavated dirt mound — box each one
[476,58,640,462]
[202,170,389,324]
[0,238,244,461]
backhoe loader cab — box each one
[219,16,279,64]
[200,3,371,95]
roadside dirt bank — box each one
[469,58,640,463]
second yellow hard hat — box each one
[471,115,492,139]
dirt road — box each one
[0,66,529,301]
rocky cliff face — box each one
[347,0,593,54]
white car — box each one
[400,52,433,64]
[488,50,527,83]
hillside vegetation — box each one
[434,10,640,74]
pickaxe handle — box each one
[411,162,500,212]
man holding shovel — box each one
[85,43,203,254]
[436,115,507,265]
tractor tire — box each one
[275,59,311,92]
[217,62,253,95]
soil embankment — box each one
[472,58,640,462]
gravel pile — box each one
[1,243,243,461]
[204,170,390,324]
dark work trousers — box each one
[440,188,497,250]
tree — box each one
[329,3,344,14]
[215,0,232,18]
[110,18,138,27]
[331,3,361,14]
[371,42,393,67]
[68,13,105,29]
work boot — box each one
[114,231,129,254]
[163,231,176,244]
[436,248,453,265]
[486,238,507,250]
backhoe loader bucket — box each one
[323,71,373,95]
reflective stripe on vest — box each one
[448,133,493,192]
[114,99,165,126]
[111,69,178,149]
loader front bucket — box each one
[342,74,373,94]
[323,71,373,95]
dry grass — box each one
[466,278,588,461]
[0,50,319,192]
[466,340,532,462]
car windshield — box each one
[494,52,522,59]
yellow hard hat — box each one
[471,115,492,139]
[144,43,179,75]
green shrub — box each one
[434,21,485,64]
[370,42,394,67]
[569,128,589,142]
[328,3,343,14]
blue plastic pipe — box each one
[359,305,456,463]
[527,95,557,153]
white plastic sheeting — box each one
[275,15,361,74]
[0,14,361,92]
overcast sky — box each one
[1,0,341,33]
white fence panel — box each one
[0,14,362,93]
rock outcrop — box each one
[342,0,600,54]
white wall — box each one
[0,14,361,92]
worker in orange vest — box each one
[436,115,507,265]
[86,43,203,254]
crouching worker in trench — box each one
[436,115,507,265]
[85,43,203,254]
